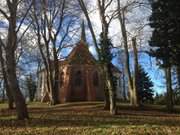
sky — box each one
[0,0,167,95]
[84,0,166,94]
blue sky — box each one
[111,50,166,94]
[138,53,165,94]
[0,0,166,95]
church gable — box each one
[66,41,97,65]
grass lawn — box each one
[0,102,180,135]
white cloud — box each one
[85,0,151,48]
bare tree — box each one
[78,0,117,114]
[78,0,110,108]
[116,0,141,106]
[31,0,79,104]
[97,0,117,115]
[0,0,33,119]
[77,0,111,108]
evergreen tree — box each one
[137,66,154,103]
[99,32,113,65]
[148,0,180,111]
[149,0,180,67]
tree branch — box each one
[0,8,9,20]
[16,1,33,33]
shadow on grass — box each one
[1,102,180,128]
[1,114,180,128]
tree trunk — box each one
[1,83,5,102]
[103,64,117,114]
[36,26,52,101]
[104,86,110,110]
[132,37,139,106]
[176,66,180,88]
[0,82,5,102]
[5,5,29,119]
[6,51,29,119]
[122,72,127,101]
[165,66,173,112]
[101,65,110,110]
[97,0,117,115]
[5,82,14,109]
[117,0,137,106]
[106,64,117,115]
[0,43,14,109]
[52,44,60,105]
[118,12,134,104]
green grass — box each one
[0,102,8,108]
[0,102,180,135]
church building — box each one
[36,23,121,103]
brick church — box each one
[36,23,121,103]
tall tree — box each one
[78,0,117,114]
[0,0,32,119]
[149,0,180,111]
[97,0,117,115]
[116,0,140,106]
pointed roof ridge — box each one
[80,20,86,42]
[66,41,97,64]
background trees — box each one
[149,0,180,111]
[137,65,154,104]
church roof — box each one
[38,42,121,74]
[58,21,97,65]
[65,40,97,65]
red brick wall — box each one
[59,65,104,103]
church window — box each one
[93,71,99,87]
[75,70,82,87]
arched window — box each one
[93,71,99,87]
[60,72,64,87]
[75,70,82,87]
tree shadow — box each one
[1,102,180,128]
